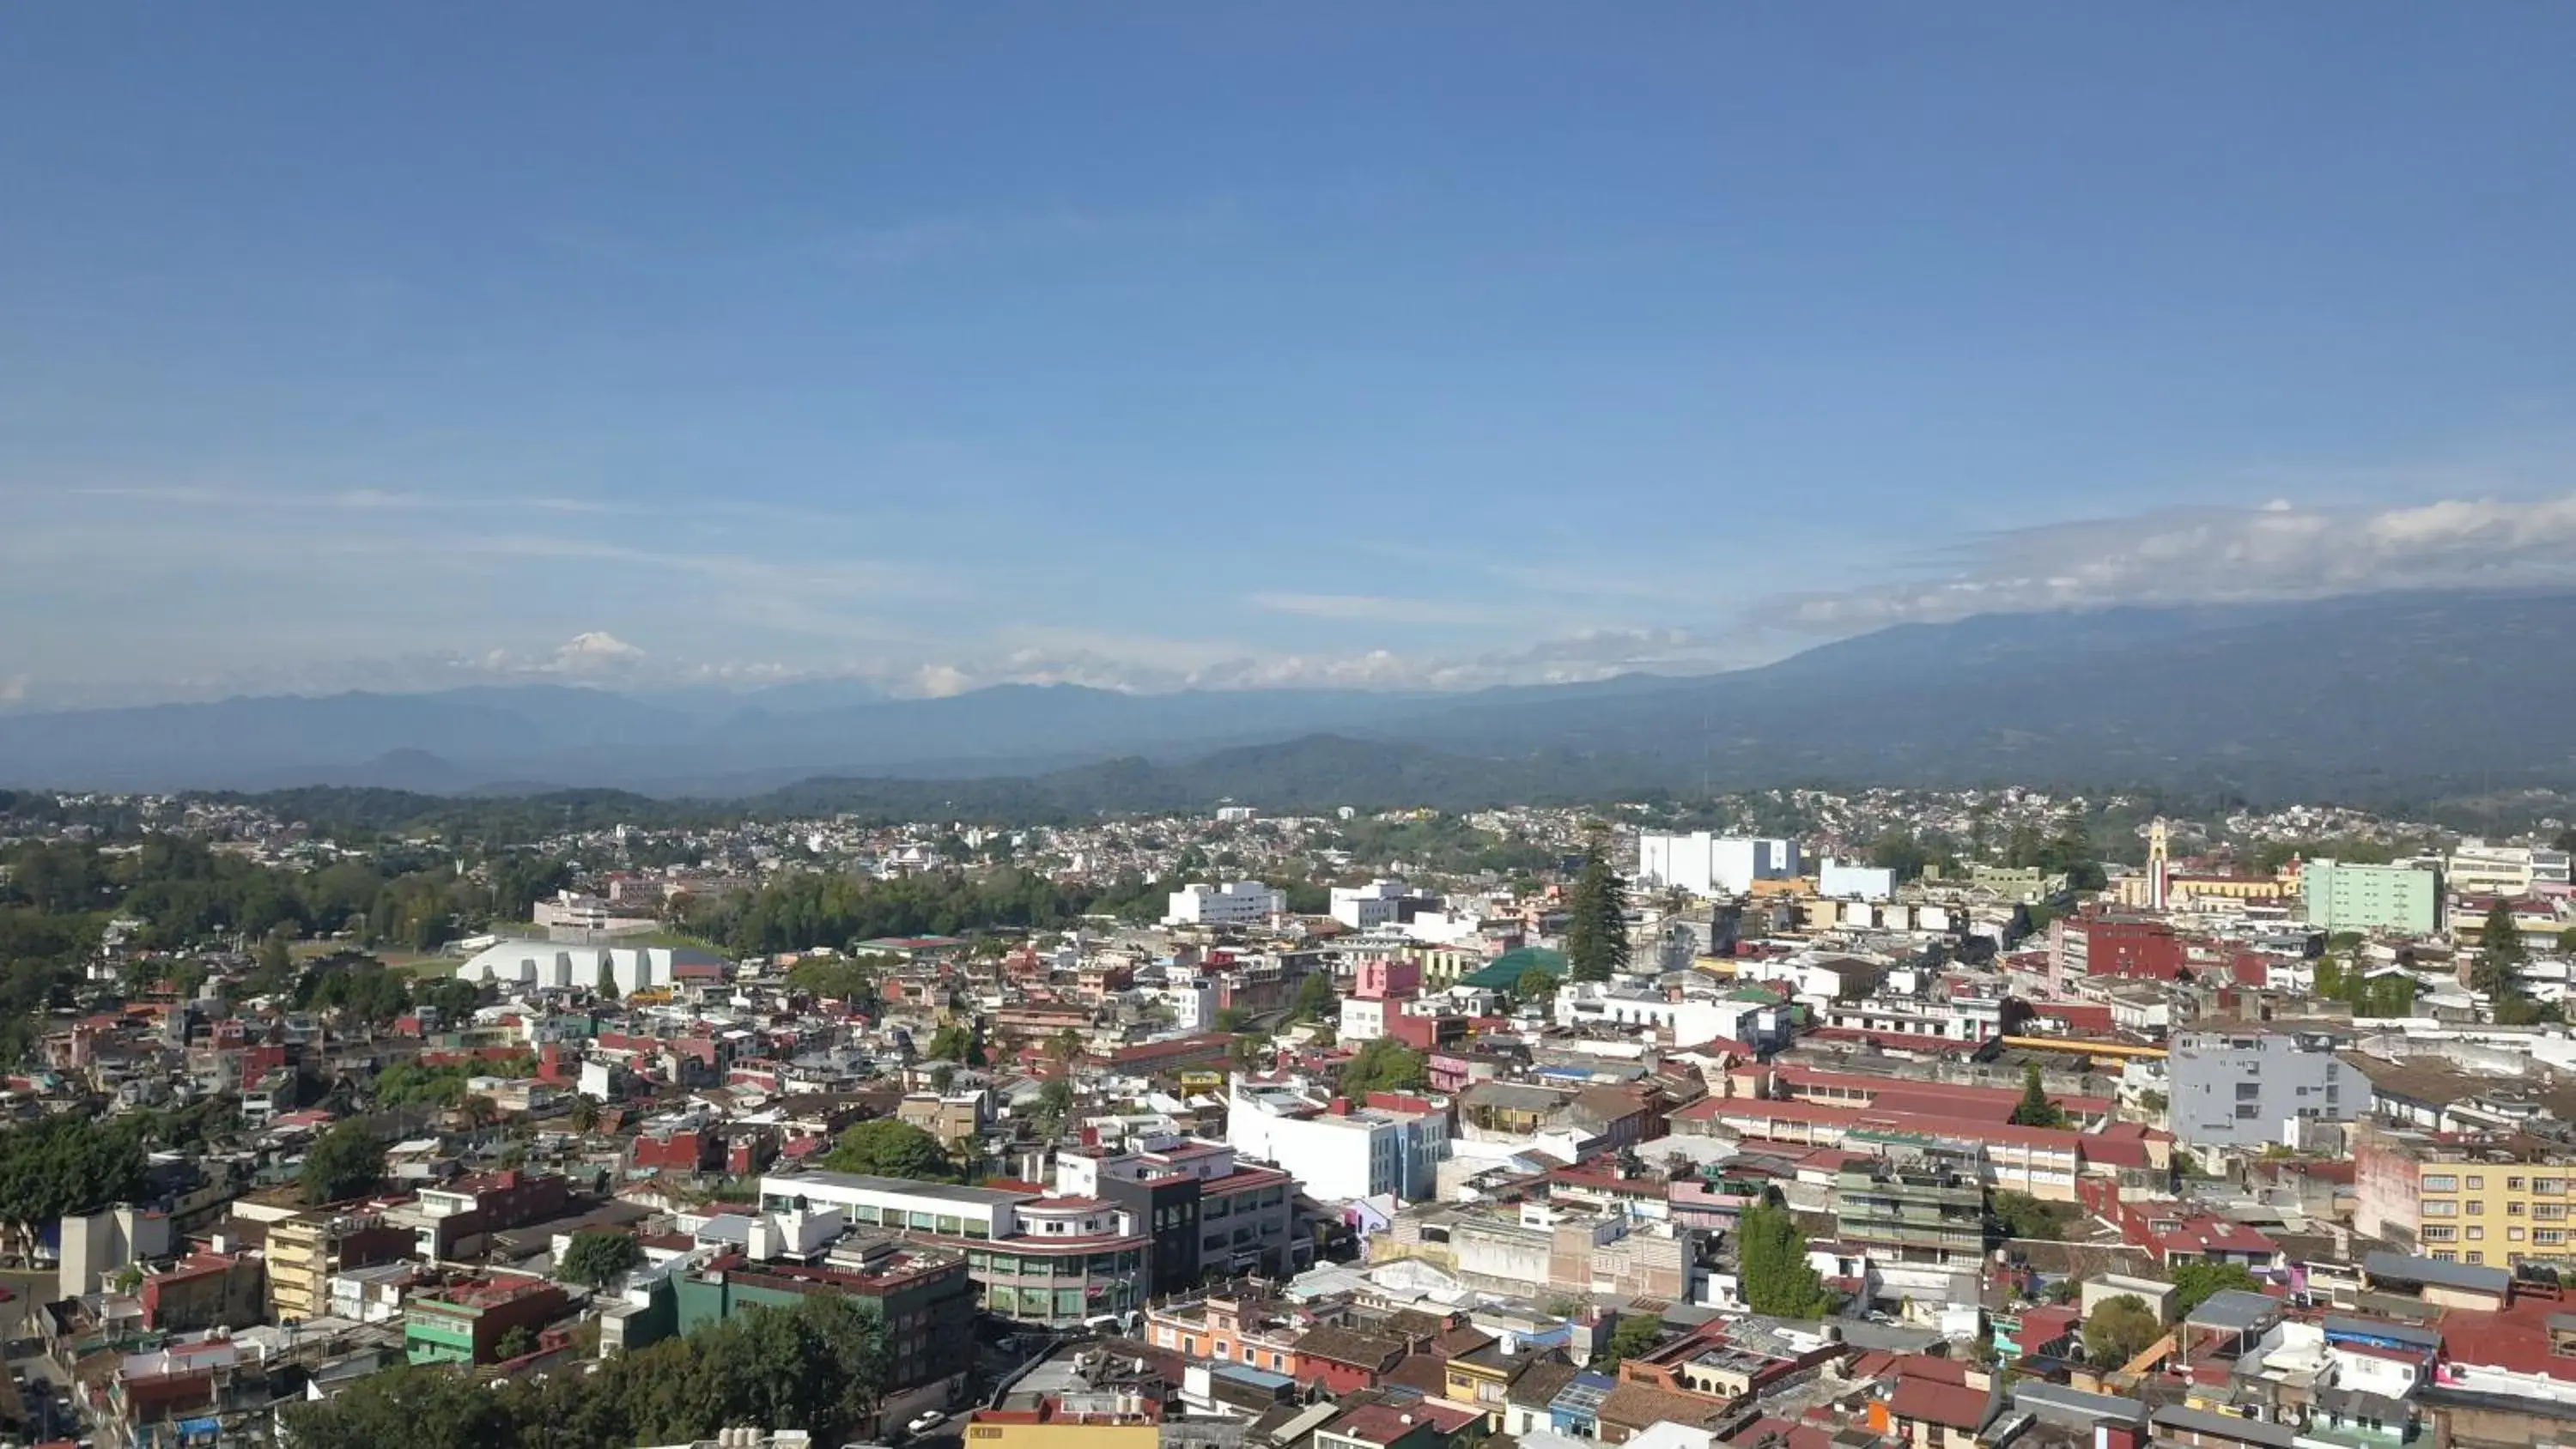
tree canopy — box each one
[301,1120,388,1205]
[1735,1198,1834,1317]
[559,1229,646,1287]
[1564,834,1630,983]
[2170,1260,2261,1315]
[1603,1314,1665,1363]
[1338,1039,1430,1097]
[281,1291,889,1449]
[817,1119,957,1181]
[0,1115,149,1253]
[2083,1294,2160,1367]
[2008,1062,2068,1128]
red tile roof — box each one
[1889,1374,1989,1430]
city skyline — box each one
[8,4,2576,706]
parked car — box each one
[906,1412,945,1437]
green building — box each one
[2303,858,2443,937]
[648,1238,975,1396]
[1833,1131,1988,1268]
[404,1277,569,1365]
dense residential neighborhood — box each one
[0,785,2573,1448]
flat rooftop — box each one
[763,1170,1038,1206]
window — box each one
[2466,1226,2484,1240]
[2466,1252,2484,1264]
[2537,1179,2567,1194]
[2236,1082,2262,1100]
[2468,1176,2486,1190]
[2235,1105,2260,1119]
[2420,1226,2455,1242]
[2468,1201,2487,1216]
[2421,1201,2456,1216]
[2510,1202,2526,1216]
[2509,1228,2526,1241]
[2424,1175,2458,1191]
[2508,1178,2527,1191]
[2538,1229,2567,1245]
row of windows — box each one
[2422,1197,2564,1218]
[2424,1224,2570,1243]
[2421,1174,2570,1193]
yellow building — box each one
[2354,1122,2575,1270]
[968,1398,1161,1449]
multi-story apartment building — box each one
[2352,1121,2576,1270]
[756,1171,1149,1327]
[1055,1137,1302,1290]
[1431,1201,1696,1302]
[1834,1133,1988,1267]
[666,1235,975,1395]
[2168,1031,2354,1149]
[266,1210,415,1323]
[2444,840,2573,896]
[2303,859,2443,936]
[1163,882,1285,928]
[1226,1077,1448,1202]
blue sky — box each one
[6,4,2576,706]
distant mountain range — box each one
[9,589,2576,805]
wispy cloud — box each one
[1783,489,2576,631]
[1245,591,1512,627]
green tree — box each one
[2170,1260,2260,1315]
[1866,828,1935,882]
[1338,1039,1430,1097]
[924,1022,983,1064]
[495,1325,538,1361]
[570,1095,601,1134]
[2082,1294,2160,1367]
[1735,1198,1833,1317]
[2473,900,2527,998]
[2009,1062,2068,1128]
[1291,970,1338,1022]
[2560,925,2576,955]
[258,929,294,981]
[1564,834,1630,983]
[1033,1078,1075,1132]
[1989,1190,2072,1241]
[1514,965,1561,1003]
[559,1229,646,1287]
[817,1119,957,1181]
[0,1115,149,1263]
[1603,1314,1665,1363]
[596,956,618,998]
[301,1120,387,1204]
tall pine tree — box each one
[1565,834,1631,982]
[2473,900,2526,999]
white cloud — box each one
[1784,490,2576,631]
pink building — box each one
[1352,958,1420,1000]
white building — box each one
[1637,834,1799,897]
[1163,881,1286,928]
[1159,976,1220,1032]
[757,1171,1041,1240]
[455,940,721,996]
[1339,996,1394,1044]
[1330,879,1414,930]
[1552,980,1781,1046]
[1226,1077,1448,1202]
[2444,840,2573,896]
[1815,859,1897,902]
